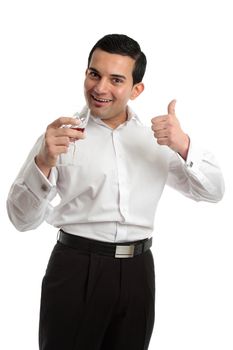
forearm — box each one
[7,182,52,231]
[7,138,58,231]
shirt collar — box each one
[126,105,143,125]
[80,105,143,128]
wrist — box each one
[178,134,190,161]
[35,155,52,178]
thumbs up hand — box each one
[151,100,190,160]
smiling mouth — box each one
[91,95,113,103]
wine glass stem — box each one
[72,142,76,163]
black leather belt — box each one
[58,230,152,258]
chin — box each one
[89,106,108,119]
[89,107,101,117]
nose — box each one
[93,77,109,95]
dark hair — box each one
[87,34,147,85]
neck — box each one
[102,118,126,129]
[101,110,128,129]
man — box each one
[7,34,224,350]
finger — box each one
[151,117,168,132]
[48,117,80,129]
[151,120,168,133]
[53,136,70,146]
[53,126,86,139]
[167,99,176,115]
[53,145,70,156]
[156,137,169,146]
[69,131,86,142]
[153,129,168,139]
[151,115,168,124]
[69,129,86,140]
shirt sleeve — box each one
[166,140,225,202]
[6,135,58,231]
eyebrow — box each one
[88,67,126,80]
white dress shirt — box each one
[7,106,224,242]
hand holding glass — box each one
[57,109,90,166]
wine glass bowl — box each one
[71,113,90,133]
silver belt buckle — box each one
[115,244,135,258]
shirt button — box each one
[41,184,48,192]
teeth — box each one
[92,95,112,103]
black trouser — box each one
[39,238,155,350]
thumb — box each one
[168,99,176,115]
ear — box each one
[130,82,144,100]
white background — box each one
[0,0,232,349]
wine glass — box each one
[57,108,90,166]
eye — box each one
[88,71,100,80]
[112,78,124,85]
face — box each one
[84,49,144,128]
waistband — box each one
[57,229,152,259]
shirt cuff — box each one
[175,139,219,194]
[177,139,203,174]
[23,158,56,200]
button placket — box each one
[112,131,130,241]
